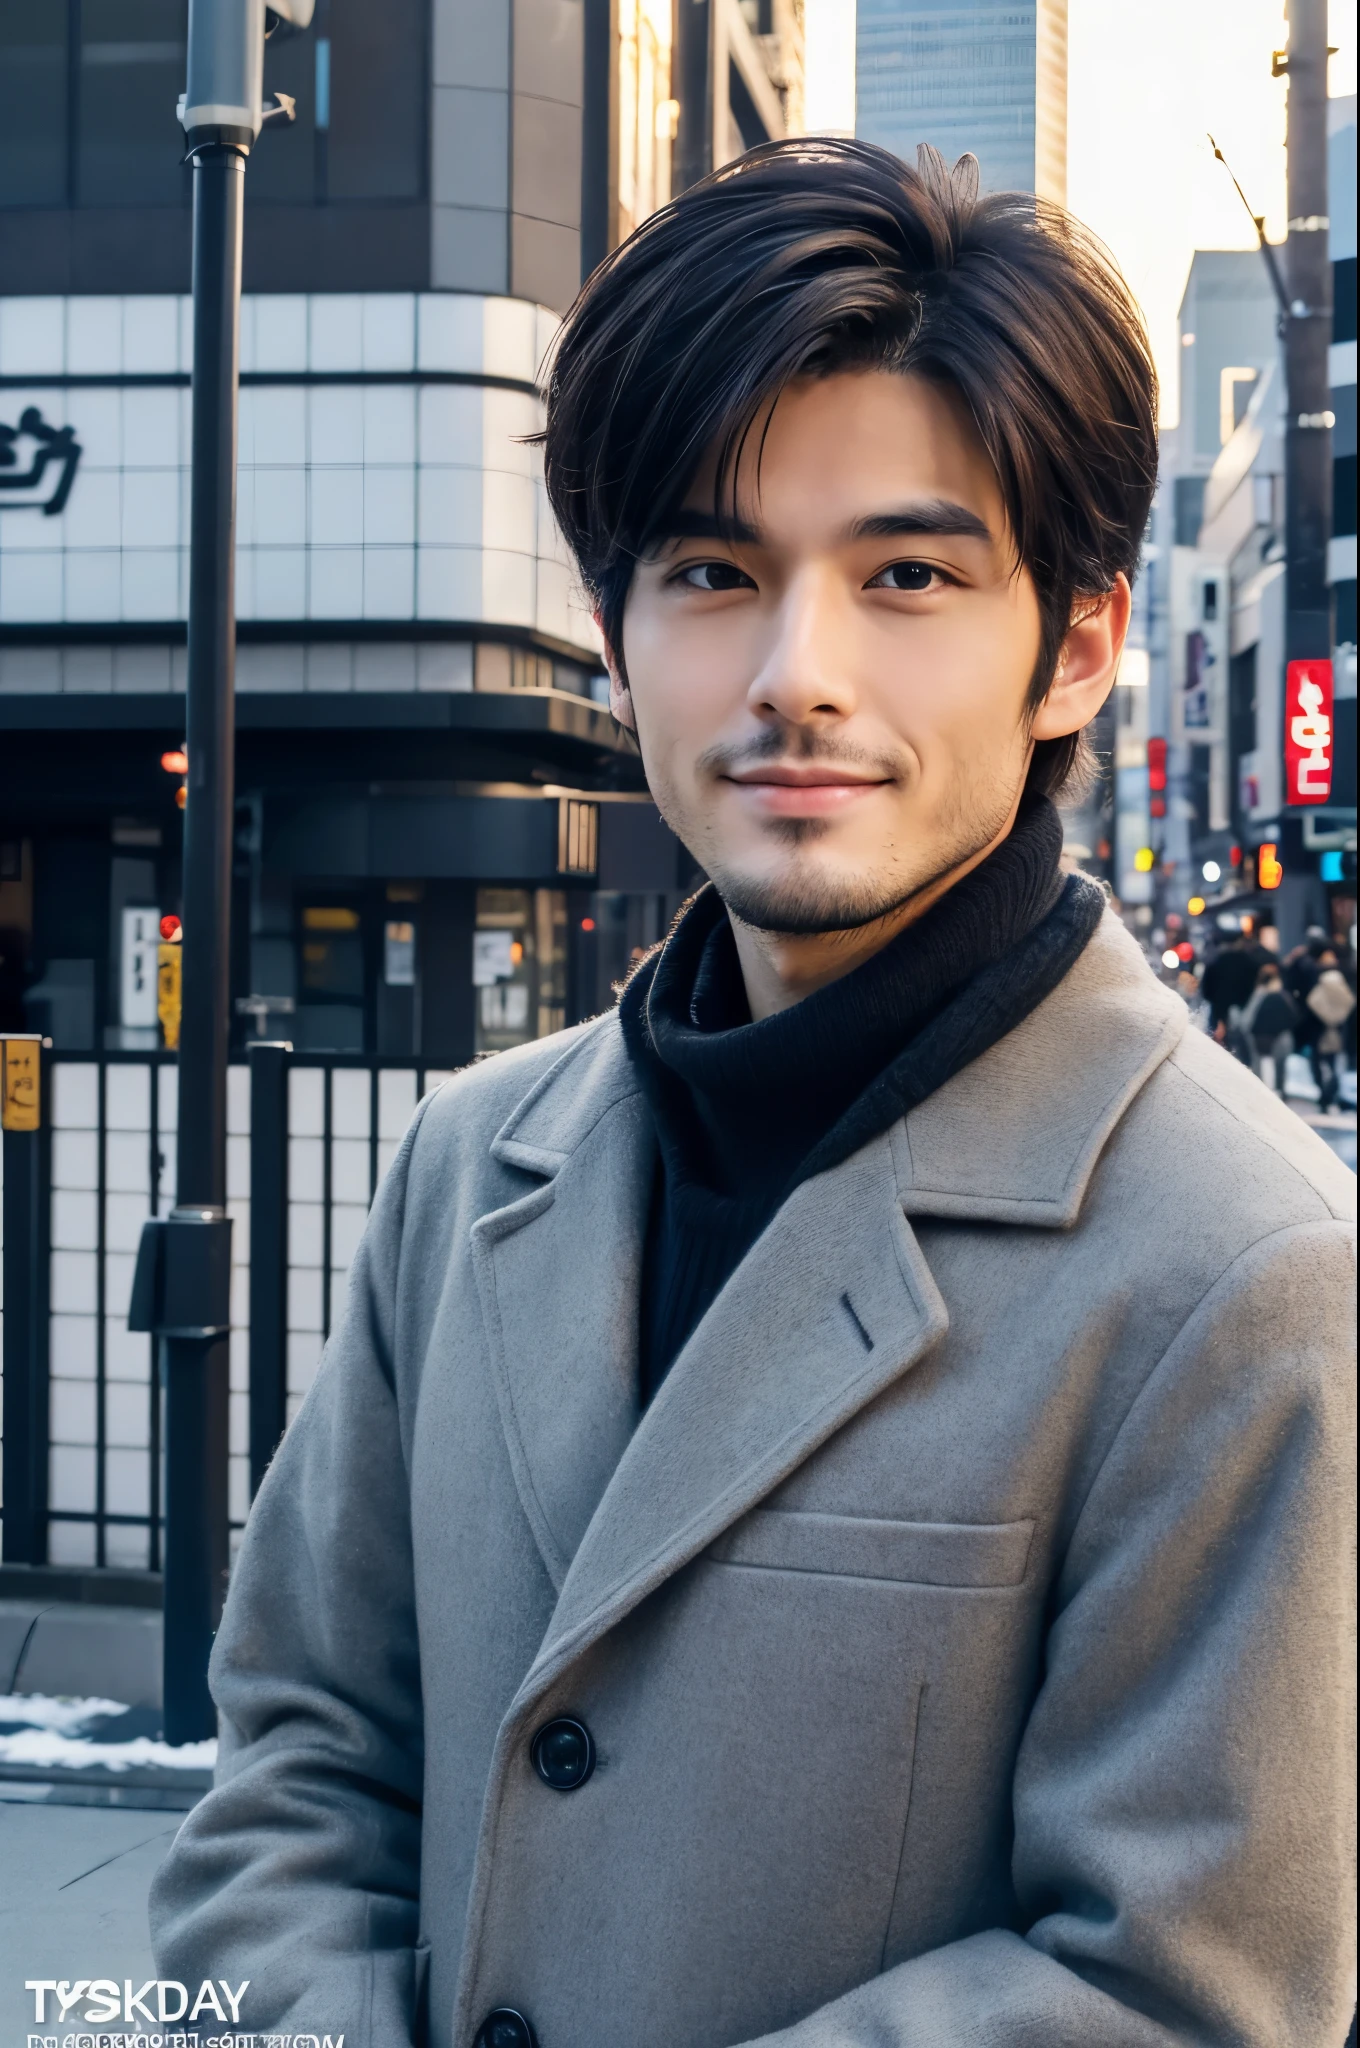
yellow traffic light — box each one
[1133,847,1155,873]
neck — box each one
[729,797,1024,1022]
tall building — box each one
[1324,93,1356,941]
[0,0,804,1063]
[1328,96,1356,689]
[855,0,1067,201]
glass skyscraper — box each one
[856,0,1067,203]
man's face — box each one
[614,370,1048,934]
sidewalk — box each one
[0,1570,205,2034]
[0,1803,174,2047]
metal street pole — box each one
[1280,0,1333,666]
[160,127,244,1746]
[130,0,313,1746]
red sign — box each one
[1284,659,1333,805]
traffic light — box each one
[1256,842,1283,890]
[1147,737,1167,820]
[161,746,188,810]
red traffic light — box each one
[161,748,188,775]
[160,914,182,942]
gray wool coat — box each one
[150,913,1357,2048]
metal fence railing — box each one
[0,1042,453,1574]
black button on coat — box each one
[531,1717,595,1790]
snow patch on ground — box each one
[0,1693,216,1772]
[0,1690,128,1732]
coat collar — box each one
[471,905,1184,1701]
[893,910,1186,1226]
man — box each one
[1240,961,1298,1096]
[152,142,1356,2048]
[1304,949,1357,1111]
[1201,925,1269,1047]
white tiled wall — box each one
[0,292,597,655]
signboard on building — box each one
[1284,658,1334,806]
[120,906,162,1029]
[1169,549,1228,743]
[0,405,81,515]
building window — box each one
[326,0,424,201]
[0,6,69,206]
[1334,256,1357,347]
[78,0,188,208]
[473,887,566,1054]
[0,0,427,215]
[1335,454,1357,540]
[296,901,366,1051]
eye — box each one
[676,559,756,592]
[867,561,947,593]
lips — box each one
[727,766,886,788]
[724,765,889,816]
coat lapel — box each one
[512,1129,948,1709]
[470,1028,654,1593]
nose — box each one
[746,563,858,728]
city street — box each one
[0,0,1354,2036]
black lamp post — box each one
[132,0,313,1746]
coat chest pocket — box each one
[708,1507,1035,1587]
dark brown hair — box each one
[541,138,1158,799]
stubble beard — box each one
[707,782,1021,938]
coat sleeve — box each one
[737,1217,1357,2048]
[149,1099,433,2046]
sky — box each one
[801,0,1358,426]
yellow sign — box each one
[1,1034,41,1132]
[158,941,183,1049]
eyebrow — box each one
[653,498,993,551]
[850,501,993,544]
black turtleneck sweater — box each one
[618,797,1105,1400]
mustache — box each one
[696,725,905,781]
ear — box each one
[1029,573,1133,741]
[594,607,637,732]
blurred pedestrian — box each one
[1241,962,1297,1097]
[1201,931,1260,1061]
[1283,932,1329,1088]
[1304,950,1356,1110]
